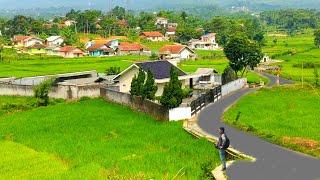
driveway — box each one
[197,74,320,180]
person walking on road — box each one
[216,127,230,171]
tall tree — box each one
[130,69,146,96]
[224,35,263,77]
[160,68,183,109]
[143,70,157,100]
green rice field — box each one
[224,85,320,157]
[0,97,220,179]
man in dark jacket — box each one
[216,127,228,171]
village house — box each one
[27,43,47,55]
[87,43,115,57]
[12,35,44,47]
[45,36,64,47]
[188,33,219,50]
[63,20,76,27]
[113,60,220,97]
[165,27,176,38]
[117,42,151,56]
[155,17,168,28]
[140,32,166,42]
[113,60,193,96]
[159,45,196,60]
[58,46,84,58]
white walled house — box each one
[46,36,64,47]
[155,17,168,28]
[113,61,193,97]
[159,45,196,60]
[12,35,44,47]
[188,33,219,50]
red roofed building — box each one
[159,45,196,60]
[140,31,166,42]
[117,42,151,56]
[58,46,84,58]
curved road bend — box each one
[197,74,320,180]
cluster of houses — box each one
[11,16,221,59]
[12,35,84,58]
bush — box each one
[106,67,121,75]
[33,78,54,106]
[222,66,237,85]
[160,68,183,109]
[182,88,193,98]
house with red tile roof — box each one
[12,35,44,47]
[159,45,196,60]
[86,43,115,57]
[140,31,166,42]
[117,42,151,56]
[58,46,84,58]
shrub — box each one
[33,78,54,106]
[160,68,183,109]
[106,67,121,75]
[143,70,157,100]
[130,69,145,96]
[222,66,237,85]
[149,52,158,60]
[182,88,193,98]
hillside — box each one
[0,0,319,10]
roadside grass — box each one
[0,99,220,179]
[0,53,148,78]
[223,85,320,157]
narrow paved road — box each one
[197,74,320,180]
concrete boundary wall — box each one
[100,87,169,121]
[221,78,247,96]
[0,82,101,100]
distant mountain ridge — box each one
[0,0,319,10]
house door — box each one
[189,78,193,89]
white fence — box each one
[221,78,247,96]
[169,107,192,121]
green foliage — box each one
[314,67,319,87]
[182,88,193,98]
[149,52,158,60]
[222,66,237,85]
[261,9,320,33]
[204,16,264,46]
[160,68,183,109]
[130,69,145,96]
[33,79,54,106]
[314,29,320,48]
[143,70,157,100]
[59,27,79,46]
[105,66,120,75]
[224,35,263,77]
[0,99,220,178]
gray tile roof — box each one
[135,60,187,80]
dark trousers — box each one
[219,149,226,169]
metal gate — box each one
[191,86,221,116]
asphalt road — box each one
[197,74,320,180]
